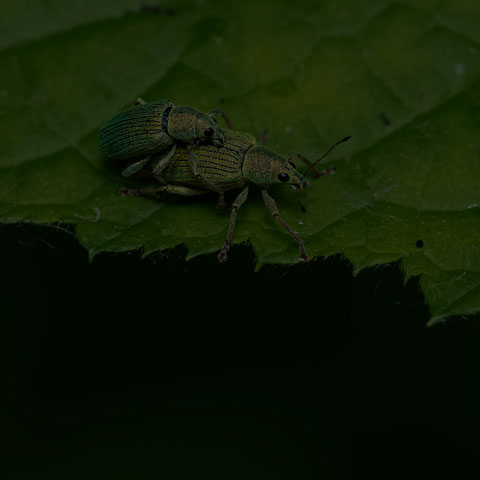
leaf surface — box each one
[1,0,480,323]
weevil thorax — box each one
[167,105,225,146]
[242,145,308,191]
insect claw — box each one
[217,248,229,263]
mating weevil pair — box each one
[99,99,350,262]
[99,98,231,178]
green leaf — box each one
[1,0,480,323]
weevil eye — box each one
[288,161,296,169]
[204,127,215,137]
[278,172,290,182]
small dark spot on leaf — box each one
[380,112,390,126]
[416,239,424,248]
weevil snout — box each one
[287,169,308,192]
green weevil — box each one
[98,98,232,178]
[119,128,350,263]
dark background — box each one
[4,223,480,479]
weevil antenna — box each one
[303,136,351,176]
[296,190,306,213]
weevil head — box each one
[168,106,225,147]
[242,145,308,191]
[194,113,225,147]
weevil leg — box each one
[258,129,268,145]
[217,193,226,209]
[118,185,160,197]
[285,152,320,177]
[121,155,152,177]
[162,185,209,196]
[153,174,167,186]
[118,184,208,198]
[152,144,177,177]
[187,144,226,196]
[134,98,146,105]
[314,165,336,177]
[261,188,308,262]
[207,108,235,130]
[286,152,335,179]
[217,185,249,263]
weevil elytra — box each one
[119,128,350,263]
[98,99,232,178]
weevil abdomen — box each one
[99,100,174,160]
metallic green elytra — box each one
[98,99,227,177]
